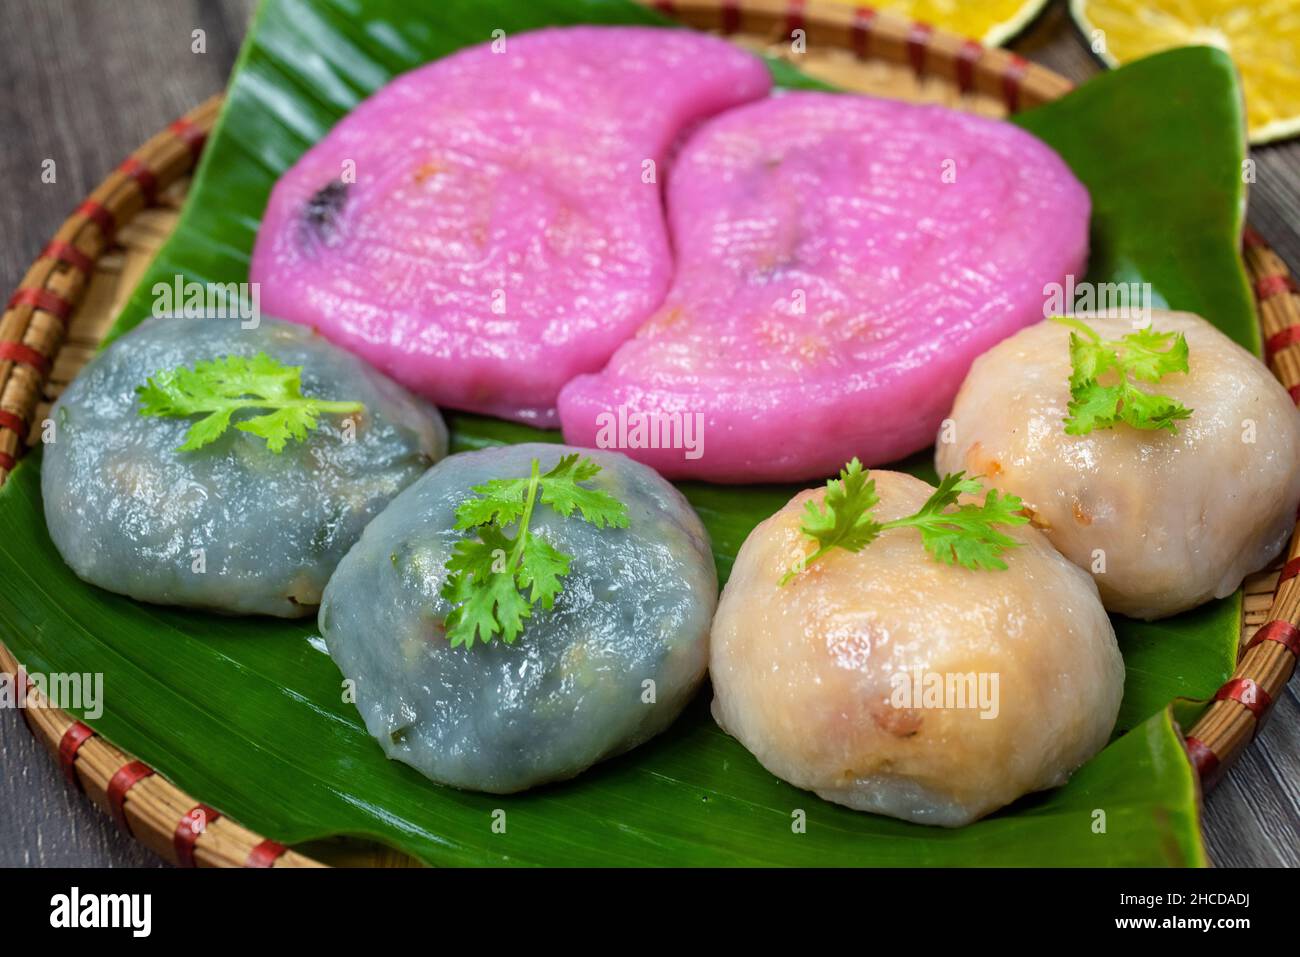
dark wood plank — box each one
[1,0,1296,868]
[0,0,256,868]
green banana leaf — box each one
[0,0,1253,865]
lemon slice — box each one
[1071,0,1300,144]
[842,0,1052,46]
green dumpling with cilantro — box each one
[319,443,717,793]
[41,316,447,617]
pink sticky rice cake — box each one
[559,92,1090,481]
[251,26,772,426]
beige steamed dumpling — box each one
[936,310,1300,620]
[710,469,1124,828]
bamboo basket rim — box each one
[0,0,1296,868]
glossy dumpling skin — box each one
[936,311,1300,620]
[711,470,1123,827]
[42,317,447,617]
[320,443,717,793]
[251,26,771,426]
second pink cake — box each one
[559,92,1090,481]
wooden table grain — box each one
[1,0,1296,867]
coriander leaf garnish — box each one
[440,454,629,649]
[136,352,364,453]
[779,458,881,585]
[780,459,1028,584]
[1051,316,1192,435]
[893,471,1028,571]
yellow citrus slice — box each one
[828,0,1053,47]
[1071,0,1300,144]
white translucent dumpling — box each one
[710,470,1123,827]
[936,310,1300,620]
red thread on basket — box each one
[906,22,932,76]
[719,0,740,35]
[245,839,287,868]
[58,722,96,792]
[40,240,94,275]
[1214,678,1271,720]
[956,40,983,94]
[1002,55,1029,112]
[0,409,27,436]
[1183,736,1219,777]
[786,0,805,36]
[106,761,154,834]
[174,804,221,867]
[1247,619,1300,657]
[118,156,158,204]
[851,7,876,59]
[1256,274,1297,300]
[0,341,51,374]
[1265,325,1300,358]
[7,287,72,322]
[168,115,207,159]
[76,200,116,242]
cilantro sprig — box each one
[440,454,628,649]
[780,459,1029,585]
[1052,316,1192,435]
[136,352,364,453]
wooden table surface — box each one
[1,0,1296,867]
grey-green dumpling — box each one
[319,443,717,792]
[41,316,447,617]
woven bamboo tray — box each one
[1,0,1296,867]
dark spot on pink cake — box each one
[301,180,349,247]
